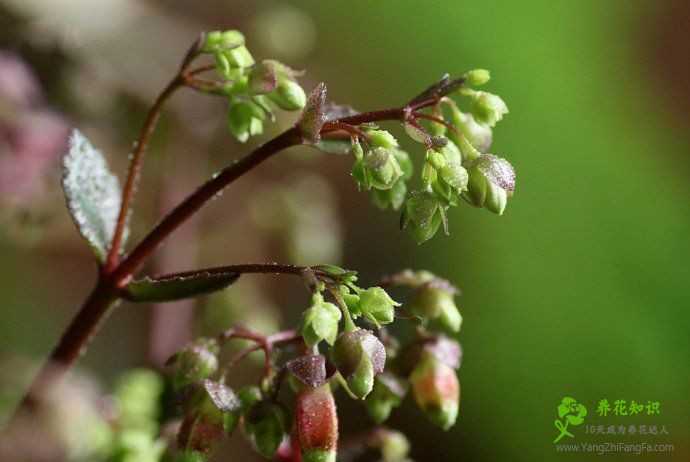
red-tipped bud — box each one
[410,350,460,430]
[296,384,338,462]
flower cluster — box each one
[163,265,462,462]
[200,30,307,142]
[337,69,515,243]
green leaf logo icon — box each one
[553,397,587,443]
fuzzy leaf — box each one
[299,82,327,144]
[61,129,123,263]
[287,355,333,388]
[472,154,516,191]
[202,380,241,413]
[127,271,240,302]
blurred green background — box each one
[1,0,688,460]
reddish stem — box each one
[6,73,442,429]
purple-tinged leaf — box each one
[409,74,467,105]
[425,335,462,370]
[126,271,240,302]
[472,154,516,191]
[287,355,334,388]
[377,372,408,398]
[299,82,327,144]
[248,61,278,95]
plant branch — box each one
[110,128,304,286]
[104,38,204,272]
[6,82,445,430]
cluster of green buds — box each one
[157,264,464,461]
[201,30,307,142]
[350,129,414,210]
[323,69,514,243]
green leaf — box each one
[126,271,240,302]
[61,129,123,263]
[310,137,352,155]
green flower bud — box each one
[341,292,362,318]
[225,45,255,68]
[400,190,445,244]
[376,428,411,461]
[428,151,446,170]
[395,149,414,181]
[267,79,307,111]
[410,350,460,430]
[433,163,469,205]
[470,91,508,127]
[227,100,264,143]
[466,68,491,86]
[368,130,398,150]
[330,329,386,399]
[450,109,493,155]
[461,154,514,215]
[351,158,370,191]
[298,293,342,347]
[372,178,407,210]
[437,137,463,165]
[244,400,291,458]
[362,147,404,190]
[170,338,220,390]
[410,283,462,333]
[358,287,400,327]
[203,30,245,53]
[484,180,507,215]
[371,149,412,210]
[348,354,375,399]
[296,385,338,462]
[364,373,407,424]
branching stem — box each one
[7,38,449,429]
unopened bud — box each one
[358,287,400,327]
[400,190,445,244]
[363,373,407,424]
[268,79,307,111]
[470,91,508,127]
[227,100,264,143]
[466,68,491,86]
[462,154,514,215]
[203,30,245,53]
[244,400,291,458]
[296,385,338,462]
[410,283,462,333]
[298,293,342,347]
[330,329,386,399]
[410,350,460,430]
[170,338,220,390]
[362,147,404,190]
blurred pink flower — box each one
[0,50,42,107]
[0,51,69,200]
